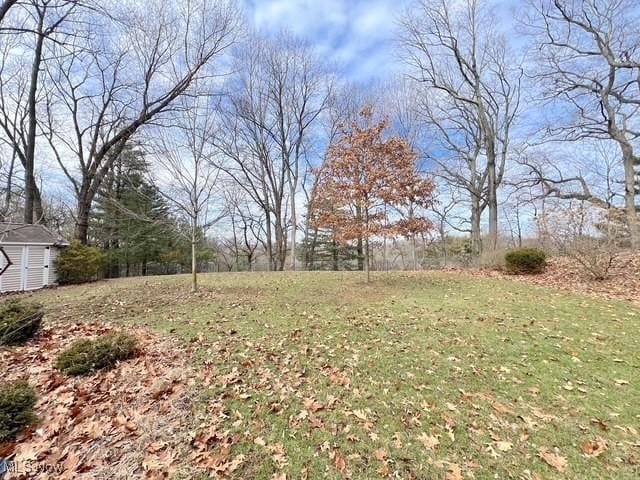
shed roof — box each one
[0,223,69,246]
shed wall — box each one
[0,245,24,292]
[0,244,63,292]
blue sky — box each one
[240,0,412,81]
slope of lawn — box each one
[28,271,640,479]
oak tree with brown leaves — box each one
[311,107,435,281]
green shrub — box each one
[0,381,37,442]
[0,299,43,345]
[55,333,138,376]
[55,240,107,285]
[505,248,546,274]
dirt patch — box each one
[1,323,203,479]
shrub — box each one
[0,381,37,442]
[0,299,44,345]
[538,205,623,280]
[505,248,546,274]
[55,333,138,376]
[55,241,107,285]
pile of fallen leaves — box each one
[0,322,206,479]
[465,252,640,305]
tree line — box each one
[0,0,638,285]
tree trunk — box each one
[306,226,319,270]
[487,160,498,251]
[471,194,482,258]
[273,204,286,271]
[23,13,45,224]
[274,220,283,271]
[411,235,418,270]
[75,199,91,245]
[265,212,273,271]
[33,188,44,224]
[477,91,498,251]
[355,238,363,270]
[191,216,198,293]
[382,235,387,271]
[231,217,240,271]
[364,207,370,283]
[622,148,639,248]
[364,236,370,283]
[289,192,297,270]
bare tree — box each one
[0,140,19,220]
[40,0,238,243]
[224,189,263,271]
[216,33,329,270]
[431,188,463,266]
[148,93,226,292]
[0,0,83,224]
[401,0,522,252]
[523,0,640,247]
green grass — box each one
[31,271,640,479]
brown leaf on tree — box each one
[310,106,435,276]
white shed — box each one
[0,223,69,293]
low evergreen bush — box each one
[55,333,138,376]
[0,299,43,345]
[505,248,546,274]
[0,381,37,442]
[55,241,107,285]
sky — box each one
[240,0,412,81]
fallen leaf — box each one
[581,437,608,457]
[496,440,513,452]
[334,450,346,473]
[445,462,463,480]
[418,432,439,450]
[538,447,568,472]
[590,418,609,431]
[372,448,386,461]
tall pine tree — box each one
[91,146,177,277]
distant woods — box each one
[0,0,638,277]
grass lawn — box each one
[30,271,639,479]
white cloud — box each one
[241,0,410,81]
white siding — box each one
[0,245,24,292]
[26,246,45,290]
[0,243,63,292]
[47,247,59,285]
